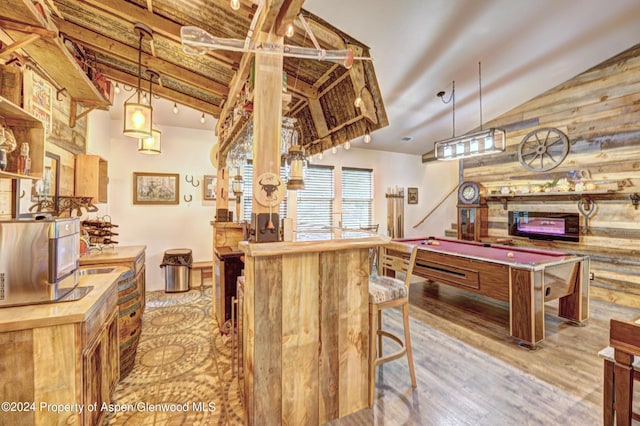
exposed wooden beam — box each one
[100,67,221,116]
[274,0,304,37]
[348,45,377,124]
[0,33,40,58]
[56,19,229,97]
[76,0,238,67]
[0,18,57,37]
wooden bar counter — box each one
[239,234,388,425]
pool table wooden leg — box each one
[509,269,544,347]
[558,259,589,323]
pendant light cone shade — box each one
[123,23,154,139]
[138,128,162,154]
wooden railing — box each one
[413,184,458,229]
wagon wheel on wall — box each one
[517,127,569,171]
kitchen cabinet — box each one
[0,269,123,425]
[83,308,119,426]
[75,154,108,203]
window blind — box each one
[341,167,373,229]
[296,165,334,233]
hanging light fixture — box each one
[173,103,179,114]
[138,68,161,154]
[124,23,153,139]
[434,63,506,161]
[114,82,121,94]
[344,141,351,150]
[230,0,240,11]
[200,113,206,124]
[138,128,162,154]
[354,86,366,108]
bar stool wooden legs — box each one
[368,245,418,407]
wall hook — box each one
[184,194,193,202]
[185,175,200,187]
[19,189,26,199]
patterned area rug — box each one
[105,287,244,425]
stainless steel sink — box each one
[78,267,118,276]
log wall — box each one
[461,43,640,308]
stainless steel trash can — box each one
[161,249,192,292]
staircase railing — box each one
[413,184,459,229]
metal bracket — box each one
[577,196,596,234]
[630,193,640,210]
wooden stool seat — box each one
[368,245,418,407]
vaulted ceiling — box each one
[0,0,386,158]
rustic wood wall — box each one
[461,43,640,308]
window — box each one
[296,165,334,234]
[240,162,287,222]
[341,167,373,229]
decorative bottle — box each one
[17,142,31,175]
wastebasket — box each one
[161,248,192,292]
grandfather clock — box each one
[457,182,487,241]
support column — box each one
[251,31,284,242]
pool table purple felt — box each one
[390,237,590,348]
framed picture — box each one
[408,187,418,204]
[203,175,216,200]
[133,172,179,205]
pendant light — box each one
[434,62,506,161]
[123,23,153,139]
[138,69,161,154]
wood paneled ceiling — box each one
[0,0,388,156]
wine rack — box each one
[81,215,119,248]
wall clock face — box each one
[458,182,480,204]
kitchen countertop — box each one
[79,245,146,264]
[0,266,128,333]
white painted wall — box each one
[87,113,458,291]
[91,118,217,291]
[309,145,459,239]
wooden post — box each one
[251,31,284,242]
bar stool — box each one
[368,244,418,407]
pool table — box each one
[390,237,590,348]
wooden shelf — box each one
[485,189,627,209]
[0,0,108,107]
[0,96,44,180]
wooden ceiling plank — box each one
[76,0,238,67]
[274,0,304,37]
[0,33,40,58]
[100,66,221,116]
[56,19,229,97]
[301,14,346,50]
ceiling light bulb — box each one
[317,152,323,160]
[142,92,148,104]
[363,132,371,143]
[344,141,351,150]
[285,24,294,38]
[173,103,179,114]
[331,146,337,154]
[200,113,206,124]
[354,96,363,108]
[230,0,240,11]
[132,110,146,129]
[114,82,121,94]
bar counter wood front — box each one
[239,235,388,425]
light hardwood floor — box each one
[329,278,640,425]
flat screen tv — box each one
[508,211,580,242]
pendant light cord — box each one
[478,61,483,131]
[136,32,143,103]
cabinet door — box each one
[83,308,118,426]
